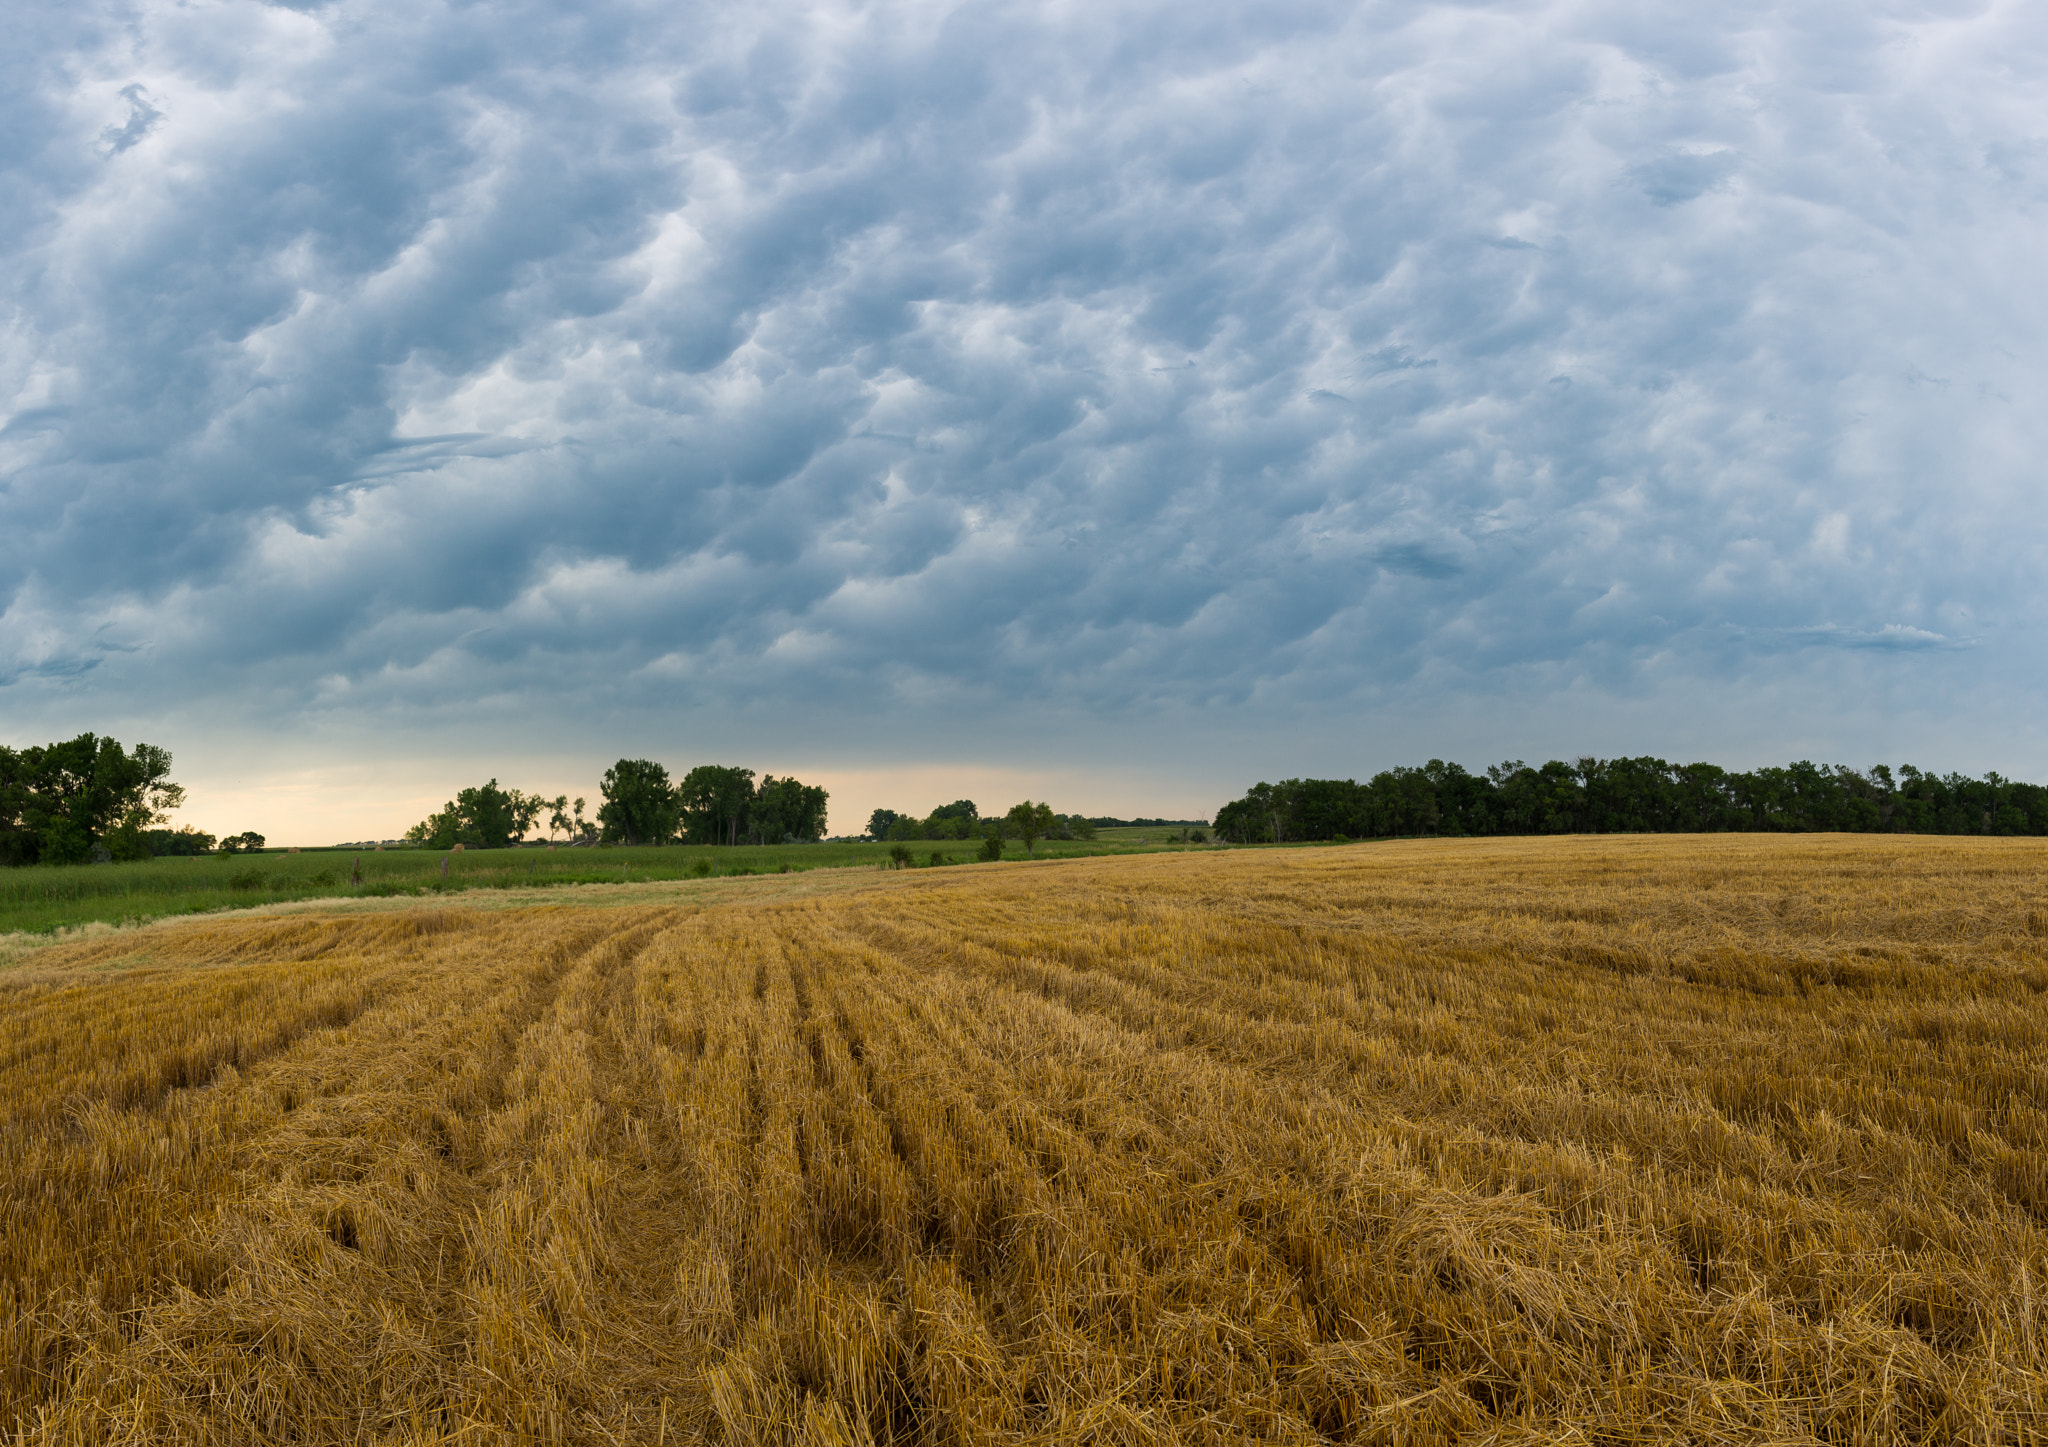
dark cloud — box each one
[1629,150,1740,206]
[0,0,2043,783]
[99,85,163,157]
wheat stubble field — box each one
[3,838,2047,1445]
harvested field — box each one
[4,835,2047,1444]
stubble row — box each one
[2,834,2045,1443]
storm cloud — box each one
[3,0,2045,823]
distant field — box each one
[0,836,1209,936]
[1091,824,1209,843]
[4,835,2046,1443]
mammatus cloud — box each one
[2,0,2045,808]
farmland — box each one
[0,837,1201,938]
[4,835,2046,1443]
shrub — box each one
[689,859,713,878]
[980,835,1005,862]
[888,844,913,868]
[926,852,949,868]
[143,826,217,857]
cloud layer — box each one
[4,0,2046,804]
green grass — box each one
[1092,825,1210,844]
[0,836,1209,936]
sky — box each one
[3,0,2044,843]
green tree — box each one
[502,788,546,844]
[404,779,527,850]
[600,760,680,845]
[0,734,183,866]
[458,780,518,850]
[675,765,755,845]
[1005,800,1057,857]
[405,807,462,850]
[918,799,978,840]
[753,775,830,842]
[866,808,899,842]
[143,826,217,856]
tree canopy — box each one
[391,760,827,851]
[863,800,1094,844]
[599,761,681,846]
[143,826,217,856]
[752,775,830,844]
[1005,800,1057,857]
[407,780,545,851]
[675,765,756,846]
[0,734,184,866]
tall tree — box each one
[600,760,680,845]
[0,734,182,866]
[1005,800,1057,857]
[458,781,518,850]
[502,788,546,844]
[675,765,755,845]
[752,775,830,843]
[405,779,526,850]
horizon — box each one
[48,736,2048,850]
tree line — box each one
[32,731,2035,868]
[863,800,1093,851]
[0,735,845,865]
[405,761,831,850]
[410,780,1088,858]
[1214,758,2048,842]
